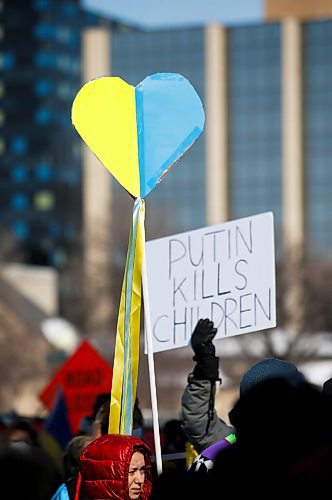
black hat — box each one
[240,358,304,396]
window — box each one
[50,248,67,267]
[48,222,60,237]
[56,55,73,71]
[61,168,79,185]
[62,2,77,17]
[228,23,282,224]
[10,136,28,155]
[33,23,54,40]
[34,52,57,69]
[33,0,52,10]
[112,28,206,235]
[11,193,28,210]
[303,19,332,257]
[0,53,15,70]
[34,107,52,125]
[56,82,72,99]
[12,164,28,182]
[34,191,55,211]
[12,221,29,240]
[64,223,76,240]
[56,27,78,44]
[34,79,54,97]
[36,162,54,181]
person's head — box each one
[0,443,60,499]
[162,419,186,452]
[6,419,39,450]
[239,357,305,397]
[63,434,94,480]
[79,434,152,499]
[128,450,146,499]
[225,376,332,493]
[92,397,144,439]
[91,400,110,437]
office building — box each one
[1,0,332,319]
[1,0,332,417]
[81,1,332,414]
[83,1,332,264]
[0,0,115,268]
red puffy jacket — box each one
[78,434,152,499]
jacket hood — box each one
[79,434,152,499]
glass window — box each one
[62,2,77,17]
[12,164,28,182]
[34,52,57,69]
[56,27,78,44]
[303,20,332,258]
[12,221,29,240]
[34,108,52,125]
[34,191,55,211]
[56,82,72,100]
[48,222,60,237]
[11,193,28,210]
[56,55,73,72]
[71,60,81,76]
[64,223,76,240]
[0,52,15,70]
[33,0,52,10]
[34,79,54,97]
[50,248,67,267]
[35,162,54,181]
[33,23,54,40]
[228,23,282,236]
[61,168,79,185]
[112,28,206,236]
[11,136,28,155]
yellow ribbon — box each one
[109,198,145,434]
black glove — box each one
[191,318,220,381]
[191,318,217,359]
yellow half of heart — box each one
[71,77,140,198]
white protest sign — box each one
[144,212,276,353]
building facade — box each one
[106,15,332,261]
[0,0,113,269]
[1,1,332,319]
[1,0,332,418]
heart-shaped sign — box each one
[72,73,205,198]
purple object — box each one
[202,434,236,461]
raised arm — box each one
[181,319,234,453]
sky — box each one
[82,0,264,30]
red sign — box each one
[39,340,113,434]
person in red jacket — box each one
[76,434,152,499]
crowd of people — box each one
[1,318,332,498]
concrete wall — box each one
[0,264,58,316]
[266,0,332,20]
